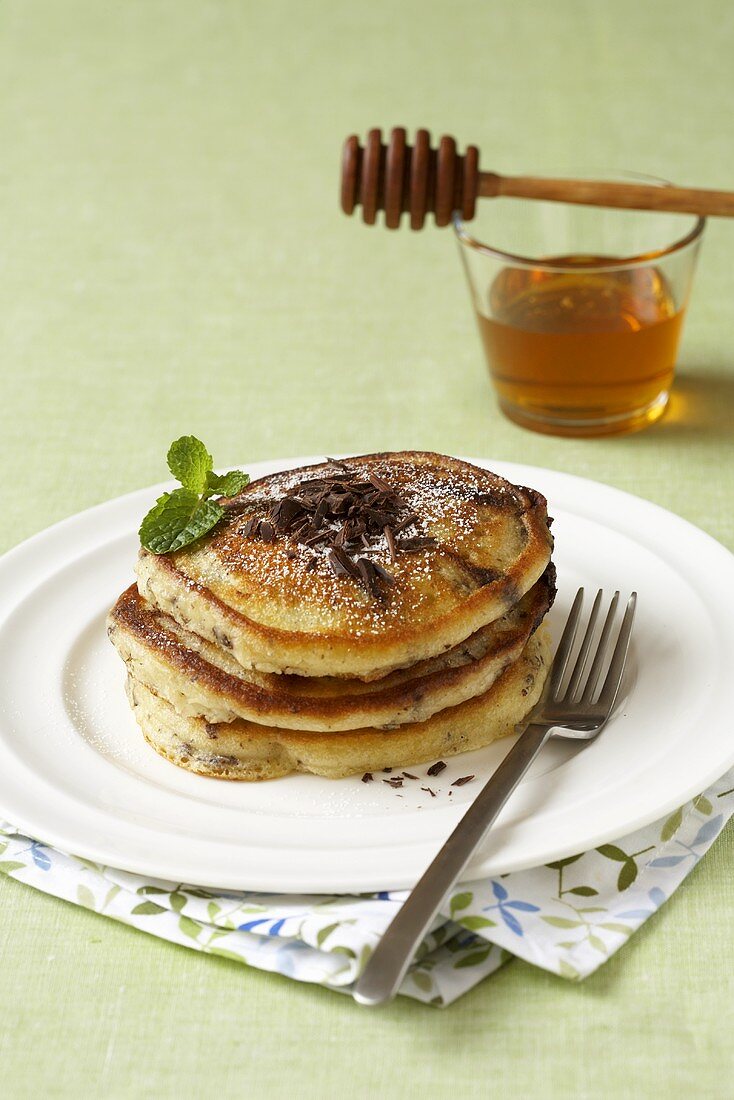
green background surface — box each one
[1,1,733,1095]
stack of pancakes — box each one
[108,452,556,780]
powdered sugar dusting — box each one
[184,454,531,637]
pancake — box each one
[108,567,554,732]
[136,451,553,679]
[124,630,551,780]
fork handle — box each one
[353,721,553,1007]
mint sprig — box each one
[139,436,249,554]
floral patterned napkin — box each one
[2,770,732,1006]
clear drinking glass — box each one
[454,175,704,437]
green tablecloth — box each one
[1,0,733,1094]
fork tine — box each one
[549,588,584,696]
[565,589,603,700]
[580,591,620,702]
[596,593,637,710]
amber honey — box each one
[475,255,684,436]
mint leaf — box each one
[140,488,199,552]
[139,489,223,553]
[140,436,250,554]
[206,469,250,497]
[171,500,224,550]
[167,436,213,494]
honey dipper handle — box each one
[484,172,734,218]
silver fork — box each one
[353,587,637,1007]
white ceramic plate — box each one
[0,457,733,893]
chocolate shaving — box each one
[452,775,475,787]
[356,557,382,600]
[303,530,325,547]
[328,547,360,580]
[383,777,404,788]
[371,561,396,586]
[392,513,419,535]
[241,461,439,598]
[427,760,447,777]
[367,472,391,492]
[384,525,397,564]
[420,786,437,797]
[394,535,438,552]
[361,772,373,783]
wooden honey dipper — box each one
[341,127,734,228]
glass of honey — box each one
[454,175,704,436]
